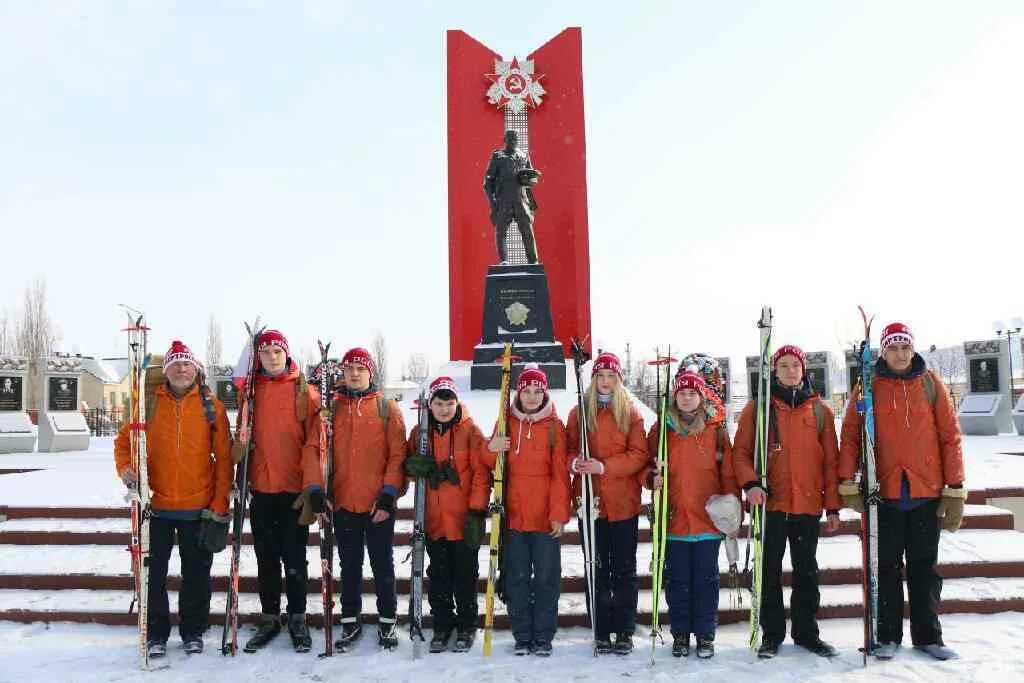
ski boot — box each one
[594,635,613,655]
[430,628,452,653]
[514,639,532,656]
[378,617,399,651]
[873,642,899,660]
[288,613,312,653]
[613,632,633,655]
[795,636,837,658]
[244,614,281,653]
[532,640,552,657]
[915,643,957,660]
[147,640,167,659]
[671,634,690,658]
[183,636,203,655]
[757,637,780,659]
[334,618,362,653]
[451,629,475,653]
[695,636,715,659]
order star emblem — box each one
[505,301,530,326]
[485,57,546,114]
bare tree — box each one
[0,308,10,355]
[402,352,429,383]
[14,279,60,410]
[372,331,388,389]
[924,345,966,392]
[205,314,223,371]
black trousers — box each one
[760,511,822,644]
[584,516,639,638]
[147,516,213,642]
[334,507,397,619]
[249,491,309,616]
[426,537,480,632]
[878,499,943,646]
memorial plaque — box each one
[969,357,1000,393]
[47,376,78,411]
[960,394,999,414]
[216,380,238,411]
[807,367,828,397]
[0,376,23,412]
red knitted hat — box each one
[257,329,290,356]
[517,363,548,393]
[592,352,623,379]
[772,344,806,374]
[163,340,199,370]
[341,347,376,379]
[881,322,914,351]
[429,376,458,401]
[674,371,707,398]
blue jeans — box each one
[664,538,721,639]
[504,530,561,644]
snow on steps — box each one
[0,503,1014,545]
[3,576,1024,628]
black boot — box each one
[451,630,475,653]
[514,639,532,656]
[671,634,690,658]
[594,636,613,654]
[334,619,362,652]
[378,618,399,650]
[695,636,715,659]
[430,629,452,653]
[613,632,633,655]
[757,636,780,659]
[244,614,282,653]
[288,613,312,653]
[794,636,837,658]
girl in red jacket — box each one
[486,364,571,657]
[566,352,648,654]
[649,371,738,659]
[404,377,491,653]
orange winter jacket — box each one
[480,399,572,532]
[114,383,233,515]
[733,396,842,516]
[646,413,739,537]
[249,365,322,495]
[330,390,407,513]
[406,407,491,541]
[839,361,964,499]
[567,404,648,522]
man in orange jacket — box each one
[325,347,407,651]
[114,340,233,658]
[734,345,841,659]
[242,329,322,654]
[839,322,966,661]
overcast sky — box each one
[1,1,1022,374]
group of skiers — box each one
[113,320,965,663]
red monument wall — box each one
[447,28,592,361]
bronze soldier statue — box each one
[483,130,540,264]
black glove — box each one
[197,509,229,554]
[310,488,327,514]
[373,491,395,516]
[404,454,436,479]
[462,509,486,547]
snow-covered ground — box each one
[1,614,1022,682]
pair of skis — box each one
[745,307,773,649]
[123,312,152,670]
[482,342,515,656]
[222,319,265,656]
[570,337,600,654]
[315,341,339,657]
[648,346,674,664]
[409,387,430,658]
[856,306,881,665]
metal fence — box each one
[82,408,127,436]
